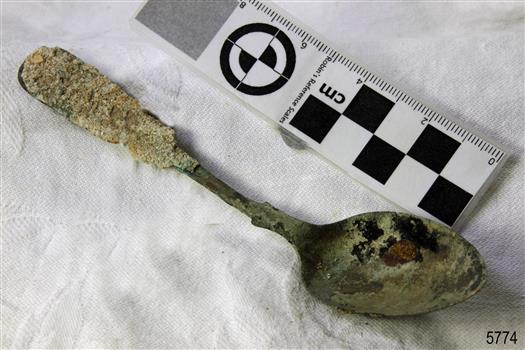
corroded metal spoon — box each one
[18,47,486,316]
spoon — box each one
[18,46,486,316]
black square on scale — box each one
[343,85,394,133]
[418,176,473,226]
[289,95,341,143]
[408,125,460,173]
[352,135,405,184]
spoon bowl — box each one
[299,212,485,315]
[18,46,487,316]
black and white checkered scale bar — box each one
[290,86,479,226]
[132,0,507,229]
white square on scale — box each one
[374,102,426,153]
[319,117,373,170]
[440,141,494,195]
[385,156,439,208]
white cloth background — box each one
[1,1,523,349]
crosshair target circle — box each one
[220,23,296,96]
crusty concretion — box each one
[20,46,198,171]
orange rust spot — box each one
[382,240,417,266]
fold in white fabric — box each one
[1,2,523,349]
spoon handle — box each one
[184,165,309,245]
[18,46,309,245]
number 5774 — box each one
[486,331,517,345]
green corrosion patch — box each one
[20,46,198,171]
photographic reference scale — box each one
[131,0,507,229]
